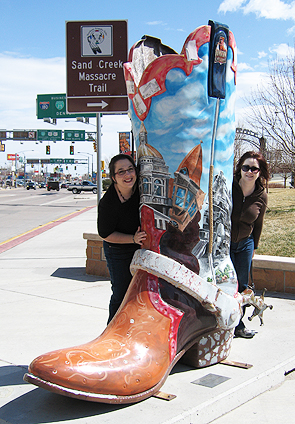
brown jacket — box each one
[231,177,268,249]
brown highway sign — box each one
[67,96,128,114]
[66,20,128,114]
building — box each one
[137,122,171,217]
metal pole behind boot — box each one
[208,98,220,284]
[207,20,230,284]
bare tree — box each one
[244,55,295,184]
[265,145,292,187]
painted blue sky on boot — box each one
[131,42,236,195]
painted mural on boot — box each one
[124,24,237,287]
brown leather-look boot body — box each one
[24,268,223,403]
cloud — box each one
[146,21,184,34]
[243,0,295,20]
[287,25,295,35]
[219,0,246,13]
[0,53,65,123]
[164,27,185,33]
[258,51,268,59]
[238,62,253,71]
[236,70,267,95]
[269,43,295,58]
[146,21,167,26]
[219,0,295,20]
[253,60,269,69]
[234,69,268,122]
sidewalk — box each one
[0,207,294,424]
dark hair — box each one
[235,151,270,182]
[109,154,138,182]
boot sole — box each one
[24,327,233,404]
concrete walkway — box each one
[0,207,294,424]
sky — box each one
[1,0,295,174]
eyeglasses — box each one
[115,166,135,177]
[241,165,260,174]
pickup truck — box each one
[67,181,97,194]
[47,180,60,191]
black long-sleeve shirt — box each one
[97,183,140,247]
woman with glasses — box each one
[230,151,270,338]
[98,154,146,323]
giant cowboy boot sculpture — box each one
[24,21,272,404]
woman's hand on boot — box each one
[133,227,147,245]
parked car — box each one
[67,181,97,194]
[61,182,69,189]
[27,181,36,190]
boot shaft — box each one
[124,24,237,285]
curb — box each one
[163,356,295,424]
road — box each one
[0,187,97,244]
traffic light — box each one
[46,145,50,155]
[70,145,74,155]
[93,142,97,152]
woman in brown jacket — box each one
[231,151,270,338]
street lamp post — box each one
[77,152,93,181]
[66,118,96,185]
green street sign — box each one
[36,94,96,119]
[50,158,63,164]
[48,158,75,164]
[37,130,62,141]
[27,158,83,164]
[64,130,85,141]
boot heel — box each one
[180,328,234,368]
